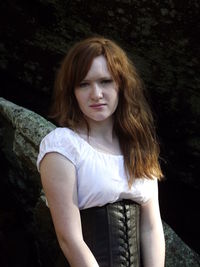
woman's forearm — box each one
[141,226,165,267]
[140,181,165,267]
[58,237,99,267]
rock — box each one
[0,97,56,266]
[163,222,200,267]
[0,97,55,206]
[0,97,200,266]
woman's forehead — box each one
[83,55,112,80]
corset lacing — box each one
[81,200,140,267]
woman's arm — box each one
[140,182,165,267]
[40,152,99,267]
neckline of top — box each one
[64,127,124,158]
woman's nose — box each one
[90,83,103,100]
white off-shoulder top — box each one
[37,127,158,210]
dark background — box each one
[0,0,199,263]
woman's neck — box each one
[89,121,114,140]
[78,116,114,140]
[77,117,121,155]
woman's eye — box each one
[101,79,113,85]
[79,82,89,88]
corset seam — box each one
[124,202,131,266]
[106,204,113,266]
[136,203,140,264]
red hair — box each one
[50,36,163,186]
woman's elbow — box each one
[57,231,84,256]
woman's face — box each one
[74,55,119,125]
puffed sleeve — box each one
[36,127,80,172]
[140,178,158,205]
[130,176,159,205]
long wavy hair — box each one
[50,36,163,186]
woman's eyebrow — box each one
[81,76,112,82]
[99,76,112,79]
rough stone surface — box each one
[0,97,199,266]
[0,97,55,205]
[163,222,200,267]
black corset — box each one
[56,200,141,267]
[81,200,141,267]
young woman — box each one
[37,36,165,267]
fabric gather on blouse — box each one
[36,127,158,210]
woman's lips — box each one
[89,104,106,109]
[90,103,106,107]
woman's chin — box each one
[86,115,113,124]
